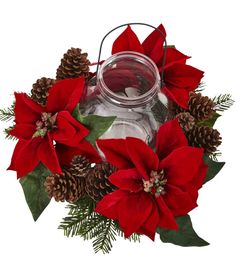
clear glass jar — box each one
[81,51,167,146]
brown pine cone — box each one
[85,163,116,202]
[44,155,91,202]
[44,170,80,203]
[176,112,195,132]
[56,48,90,80]
[189,92,215,121]
[31,77,55,106]
[186,126,222,153]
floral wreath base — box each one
[0,23,234,253]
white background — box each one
[0,0,236,269]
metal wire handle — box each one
[95,22,167,88]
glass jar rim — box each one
[97,51,161,107]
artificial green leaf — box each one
[82,115,116,145]
[157,215,209,247]
[203,155,225,184]
[20,163,51,221]
[197,112,221,128]
[72,104,116,145]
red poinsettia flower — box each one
[111,25,204,109]
[95,119,208,240]
[8,77,100,178]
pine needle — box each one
[0,103,15,122]
[213,94,234,112]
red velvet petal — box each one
[160,146,204,186]
[138,200,160,240]
[37,134,62,174]
[56,140,101,166]
[51,111,89,146]
[97,139,133,169]
[118,192,153,238]
[46,78,84,114]
[14,93,42,124]
[142,24,166,63]
[112,25,144,54]
[9,124,36,140]
[156,119,188,160]
[109,168,142,192]
[156,196,178,230]
[8,138,41,178]
[50,114,76,142]
[164,64,204,91]
[65,77,85,113]
[192,159,208,189]
[161,86,189,109]
[164,184,197,216]
[95,190,128,220]
[126,137,159,180]
[157,47,190,71]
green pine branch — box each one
[0,103,15,122]
[59,197,141,253]
[4,127,16,140]
[213,94,234,112]
[195,82,205,92]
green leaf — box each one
[20,163,51,221]
[203,155,225,184]
[72,104,116,145]
[157,215,209,247]
[82,115,116,145]
[197,112,221,128]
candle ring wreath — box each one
[0,23,234,253]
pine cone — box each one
[44,170,80,202]
[31,77,55,106]
[176,112,195,132]
[56,48,90,80]
[186,126,222,153]
[189,92,215,121]
[85,163,116,202]
[44,155,91,202]
[169,102,185,118]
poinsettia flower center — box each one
[143,170,167,197]
[33,112,57,138]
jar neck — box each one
[97,51,160,108]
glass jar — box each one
[81,51,167,146]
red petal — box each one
[109,168,142,192]
[156,119,188,160]
[158,47,190,71]
[51,111,89,146]
[95,190,128,220]
[14,93,42,124]
[160,146,204,186]
[162,86,190,109]
[156,196,178,230]
[10,124,36,140]
[138,201,160,240]
[97,139,133,169]
[37,134,62,174]
[46,78,84,114]
[164,184,197,216]
[164,64,204,91]
[112,25,144,54]
[56,140,101,166]
[142,24,166,63]
[8,138,41,178]
[126,137,159,180]
[118,192,153,238]
[192,160,208,189]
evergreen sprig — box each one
[213,94,234,112]
[0,103,15,122]
[59,197,140,253]
[4,127,16,140]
